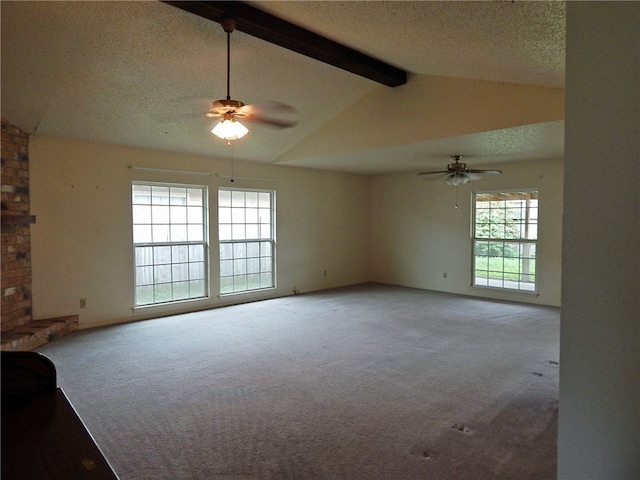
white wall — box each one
[559,2,640,477]
[29,136,371,328]
[371,157,563,307]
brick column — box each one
[1,118,33,332]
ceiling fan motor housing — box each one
[207,99,247,117]
[447,161,468,172]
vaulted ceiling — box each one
[1,1,565,174]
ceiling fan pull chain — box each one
[229,141,235,182]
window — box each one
[218,188,275,294]
[132,183,208,306]
[473,190,538,291]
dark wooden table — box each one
[2,388,120,480]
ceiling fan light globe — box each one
[212,119,249,141]
[445,173,470,186]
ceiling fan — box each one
[417,155,502,186]
[206,17,298,143]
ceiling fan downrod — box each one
[221,17,236,101]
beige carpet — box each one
[38,283,559,479]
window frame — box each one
[471,189,538,293]
[131,181,209,307]
[218,187,276,295]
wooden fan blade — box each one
[244,115,298,128]
[416,170,449,176]
[151,96,218,123]
[238,101,297,116]
[467,169,503,175]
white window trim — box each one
[471,189,538,293]
[218,187,276,296]
[132,181,210,308]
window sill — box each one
[219,287,276,298]
[132,296,210,312]
[472,285,539,296]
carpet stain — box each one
[451,423,474,434]
[408,444,438,460]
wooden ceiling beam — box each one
[161,1,407,87]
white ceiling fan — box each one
[417,155,502,186]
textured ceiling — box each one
[1,1,566,174]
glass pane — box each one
[170,187,187,205]
[170,205,187,223]
[190,279,205,297]
[189,262,205,279]
[234,258,247,275]
[172,263,189,282]
[233,242,247,258]
[154,264,171,283]
[152,186,170,204]
[247,258,260,274]
[136,285,154,305]
[220,259,234,276]
[152,224,170,242]
[220,277,234,294]
[258,207,271,224]
[220,243,233,261]
[219,189,231,207]
[133,185,151,204]
[132,205,151,224]
[231,190,245,207]
[154,246,171,264]
[259,223,271,239]
[247,274,260,290]
[219,224,232,241]
[234,275,247,291]
[246,192,258,207]
[154,283,172,302]
[260,272,273,288]
[133,225,152,243]
[190,244,204,261]
[219,207,231,223]
[232,224,245,240]
[135,246,153,265]
[152,205,170,223]
[187,225,203,242]
[188,188,203,206]
[171,224,188,242]
[526,243,536,258]
[258,192,270,208]
[246,224,259,239]
[247,242,260,257]
[246,208,259,223]
[136,266,154,286]
[172,245,188,263]
[187,206,203,224]
[173,281,189,300]
[260,257,272,272]
[232,207,246,223]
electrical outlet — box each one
[80,298,87,308]
[443,272,448,279]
